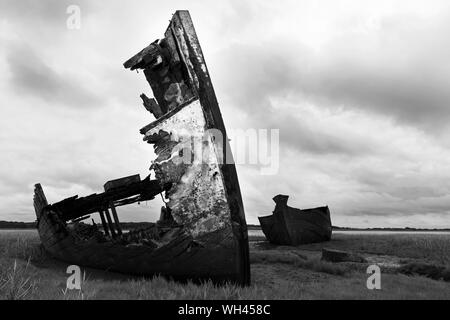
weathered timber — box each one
[34,10,250,286]
[104,174,141,192]
[126,10,250,285]
[141,93,163,119]
[109,204,122,236]
[51,175,165,222]
[33,183,48,221]
[159,206,174,223]
[35,184,243,283]
[123,40,166,71]
[70,215,91,224]
[124,37,194,115]
[259,195,332,245]
[104,209,117,238]
[98,210,110,237]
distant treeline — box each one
[248,224,450,232]
[0,221,37,229]
[118,222,155,230]
[332,226,450,231]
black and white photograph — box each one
[0,0,449,308]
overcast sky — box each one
[1,0,450,228]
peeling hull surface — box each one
[145,99,231,238]
[33,10,250,286]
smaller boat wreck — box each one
[33,11,250,286]
[258,195,332,245]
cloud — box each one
[0,0,67,23]
[5,42,102,108]
[215,42,376,157]
[0,0,95,26]
[266,108,376,157]
[213,7,450,132]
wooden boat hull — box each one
[259,195,332,245]
[33,11,250,286]
[36,203,241,283]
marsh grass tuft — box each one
[0,259,36,300]
[0,233,47,263]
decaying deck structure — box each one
[34,10,250,286]
[259,195,332,245]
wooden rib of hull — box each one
[258,195,332,245]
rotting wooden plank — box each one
[123,10,250,286]
[109,203,122,236]
[169,10,250,285]
[140,93,163,119]
[103,209,117,238]
[33,10,250,286]
[33,184,48,220]
[71,215,91,224]
[52,176,165,221]
[123,41,163,71]
[36,189,244,282]
[104,174,141,192]
[259,195,332,245]
[99,210,110,237]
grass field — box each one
[0,230,449,300]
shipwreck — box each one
[258,195,332,245]
[33,11,250,286]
